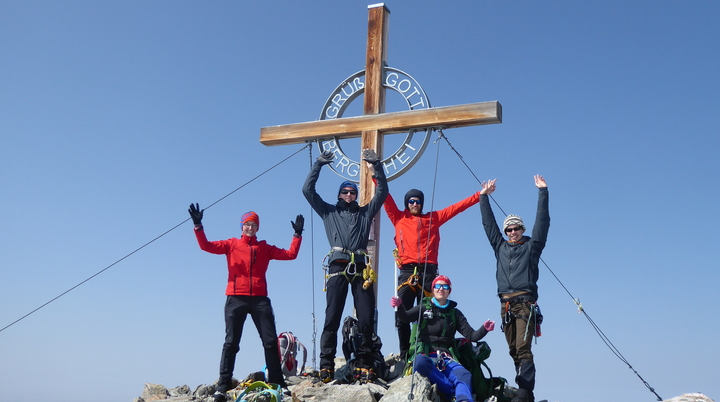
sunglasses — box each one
[433,284,451,290]
[408,199,422,205]
[340,190,357,195]
[505,226,523,233]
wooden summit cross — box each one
[259,4,501,301]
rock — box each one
[169,385,191,397]
[663,394,715,402]
[292,381,385,402]
[381,372,441,402]
[291,379,324,402]
[193,383,216,398]
[141,383,170,402]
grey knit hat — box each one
[503,215,525,232]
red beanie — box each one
[241,211,260,229]
[432,275,452,289]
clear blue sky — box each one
[1,1,718,401]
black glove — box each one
[317,150,335,166]
[291,214,305,236]
[362,149,380,165]
[188,203,204,225]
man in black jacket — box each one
[479,175,549,402]
[302,149,388,382]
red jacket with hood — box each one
[194,228,301,296]
[384,192,479,266]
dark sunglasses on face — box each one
[340,190,357,195]
[433,284,451,290]
[408,199,422,205]
[505,226,523,233]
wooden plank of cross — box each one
[259,4,502,309]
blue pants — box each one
[414,353,474,402]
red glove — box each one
[390,296,402,308]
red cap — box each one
[241,211,260,229]
[432,275,452,290]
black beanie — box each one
[404,189,425,212]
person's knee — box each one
[453,365,472,385]
[413,355,433,376]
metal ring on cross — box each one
[317,67,432,182]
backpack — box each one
[340,316,388,380]
[278,332,307,377]
[407,298,509,402]
[455,338,510,402]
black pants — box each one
[217,295,283,391]
[319,261,376,369]
[396,263,438,358]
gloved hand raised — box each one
[483,320,496,332]
[362,149,380,165]
[390,296,402,308]
[291,214,305,236]
[188,203,204,225]
[317,150,335,166]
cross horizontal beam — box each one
[259,101,502,146]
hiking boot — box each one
[352,367,377,384]
[363,368,377,383]
[212,391,227,402]
[319,368,334,383]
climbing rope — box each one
[307,145,318,370]
[437,129,662,401]
[408,130,443,401]
[0,143,311,335]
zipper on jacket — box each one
[249,246,256,295]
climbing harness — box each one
[322,248,374,291]
[500,295,543,343]
[396,265,434,298]
[434,351,453,371]
[397,266,421,293]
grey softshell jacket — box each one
[302,161,388,264]
[480,187,549,300]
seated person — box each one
[391,275,495,402]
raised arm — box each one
[302,151,334,216]
[434,191,480,224]
[479,179,504,250]
[362,149,388,215]
[532,175,550,248]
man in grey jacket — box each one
[303,149,388,382]
[480,175,549,402]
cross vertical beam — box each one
[362,4,389,316]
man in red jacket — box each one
[189,204,303,402]
[383,189,479,358]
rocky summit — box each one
[133,355,714,402]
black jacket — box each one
[396,298,488,354]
